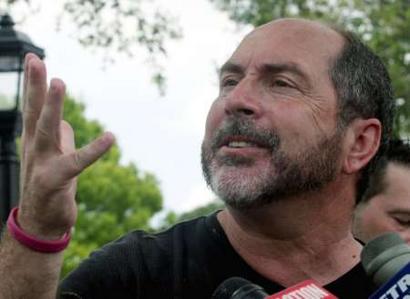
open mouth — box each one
[227,141,258,148]
[220,135,269,149]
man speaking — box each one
[0,18,394,298]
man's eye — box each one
[272,79,292,88]
[393,217,410,226]
[222,79,238,87]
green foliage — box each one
[209,0,340,26]
[209,0,410,136]
[59,0,182,56]
[4,0,182,94]
[61,95,163,277]
[58,0,182,93]
[350,0,410,136]
[158,201,224,230]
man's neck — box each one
[217,180,362,287]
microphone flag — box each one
[267,280,338,299]
[369,262,410,299]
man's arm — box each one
[0,232,64,299]
[0,54,114,299]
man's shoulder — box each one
[118,213,215,249]
[59,213,221,298]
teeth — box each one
[228,141,254,148]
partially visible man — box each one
[354,139,410,243]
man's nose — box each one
[223,78,263,118]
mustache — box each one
[210,117,280,152]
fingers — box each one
[34,79,66,151]
[22,53,35,107]
[65,132,115,177]
[23,54,48,140]
[20,53,114,183]
[22,53,67,154]
[60,120,76,153]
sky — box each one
[3,0,252,218]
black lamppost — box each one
[0,14,44,224]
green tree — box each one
[3,0,182,93]
[61,95,163,277]
[209,0,410,135]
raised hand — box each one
[17,53,114,240]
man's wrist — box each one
[7,207,71,253]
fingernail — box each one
[50,79,65,94]
[103,132,115,145]
[24,53,36,70]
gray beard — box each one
[201,118,343,210]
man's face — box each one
[354,163,410,243]
[201,19,347,208]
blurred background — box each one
[0,0,408,276]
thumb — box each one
[65,132,115,177]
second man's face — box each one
[354,163,410,244]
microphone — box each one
[212,277,338,298]
[361,232,410,298]
[212,277,268,299]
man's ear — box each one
[343,118,381,174]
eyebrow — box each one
[219,61,311,86]
[219,62,245,77]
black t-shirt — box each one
[60,212,375,298]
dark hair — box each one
[329,29,395,203]
[362,139,410,202]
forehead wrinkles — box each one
[230,21,344,79]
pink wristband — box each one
[7,207,71,253]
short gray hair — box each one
[329,29,395,203]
